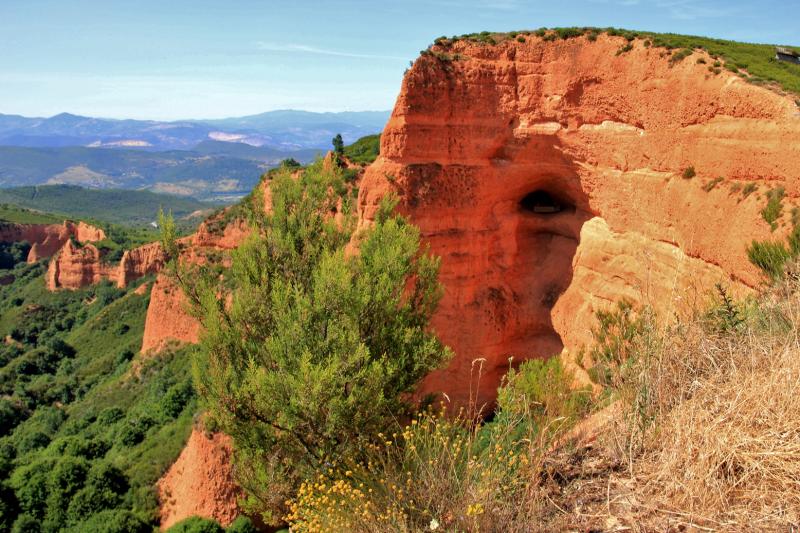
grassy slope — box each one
[438,28,800,98]
[344,134,381,165]
[0,204,65,225]
[0,265,195,529]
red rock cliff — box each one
[117,242,165,288]
[357,33,800,406]
[157,428,243,529]
[0,220,106,263]
[46,240,115,289]
[141,209,253,354]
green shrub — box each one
[12,514,40,533]
[160,380,194,419]
[556,27,583,40]
[669,48,693,64]
[682,166,696,179]
[225,516,257,533]
[73,509,150,533]
[702,177,724,192]
[616,43,634,55]
[583,300,647,388]
[343,134,380,165]
[742,182,758,198]
[747,240,790,280]
[166,516,224,533]
[497,357,591,427]
[0,399,24,438]
[761,186,785,231]
[184,163,451,523]
[10,458,55,518]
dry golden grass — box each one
[567,275,800,531]
[628,278,800,530]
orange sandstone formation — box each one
[46,240,165,291]
[141,273,201,353]
[118,242,165,288]
[357,33,800,407]
[141,210,253,353]
[157,429,243,529]
[0,220,105,263]
[46,241,115,289]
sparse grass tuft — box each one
[702,177,724,192]
[742,182,758,198]
[761,186,785,231]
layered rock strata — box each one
[356,33,800,406]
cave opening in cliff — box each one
[519,189,574,215]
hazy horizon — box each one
[0,108,393,122]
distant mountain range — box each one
[0,109,390,151]
[0,145,303,202]
[0,109,388,200]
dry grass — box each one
[560,275,800,531]
[629,278,800,530]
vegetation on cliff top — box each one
[429,27,800,97]
[343,134,380,165]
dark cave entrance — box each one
[519,189,575,215]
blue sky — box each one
[0,0,796,120]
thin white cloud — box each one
[586,0,738,19]
[255,42,406,61]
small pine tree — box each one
[332,133,344,156]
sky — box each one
[0,0,797,120]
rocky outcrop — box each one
[0,220,106,263]
[118,242,165,288]
[46,240,165,291]
[157,429,243,529]
[141,273,201,353]
[46,240,115,289]
[140,209,254,353]
[192,217,250,250]
[357,33,800,406]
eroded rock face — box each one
[141,273,202,353]
[46,240,114,289]
[357,34,800,406]
[46,240,165,291]
[0,220,106,263]
[157,428,243,529]
[141,209,254,353]
[118,242,165,288]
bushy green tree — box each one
[183,163,450,523]
[225,516,257,533]
[11,514,40,533]
[331,133,344,156]
[72,509,150,533]
[166,516,224,533]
